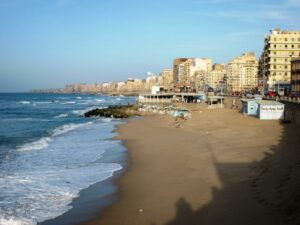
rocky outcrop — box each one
[84,105,141,118]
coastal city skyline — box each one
[1,0,300,92]
[1,1,300,224]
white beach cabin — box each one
[256,100,285,120]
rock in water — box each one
[84,105,140,118]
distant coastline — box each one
[30,88,140,96]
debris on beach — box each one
[138,104,192,119]
[138,104,192,128]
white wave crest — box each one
[17,137,52,152]
[52,122,93,137]
[0,217,36,225]
[34,101,52,104]
[101,118,113,123]
[62,101,76,104]
[76,97,82,99]
[72,107,96,116]
[54,114,68,119]
[17,122,94,152]
[18,101,30,105]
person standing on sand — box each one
[232,98,236,109]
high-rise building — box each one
[207,64,226,89]
[159,69,174,86]
[259,29,300,91]
[173,58,212,87]
[173,58,190,84]
[227,52,258,93]
[291,57,300,94]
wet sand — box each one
[82,105,300,225]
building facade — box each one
[291,57,300,94]
[173,58,212,87]
[227,52,258,93]
[173,58,189,84]
[160,69,174,87]
[259,29,300,91]
[207,64,226,89]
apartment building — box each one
[227,52,258,93]
[207,64,226,89]
[259,29,300,91]
[173,58,212,87]
[159,69,174,86]
[291,57,300,94]
[173,58,189,84]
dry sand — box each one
[83,105,300,225]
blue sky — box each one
[0,0,300,92]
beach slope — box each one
[83,106,300,225]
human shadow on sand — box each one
[154,122,300,225]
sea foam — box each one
[0,121,123,225]
[18,101,30,105]
[54,114,68,119]
[52,122,93,136]
[18,137,52,152]
[17,122,94,152]
[0,217,35,225]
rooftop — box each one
[256,100,284,106]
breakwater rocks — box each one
[84,105,141,118]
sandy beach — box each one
[82,104,300,225]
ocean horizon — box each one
[0,93,135,225]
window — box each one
[292,38,294,41]
[274,65,277,69]
[285,65,288,69]
[274,44,276,48]
[285,38,288,41]
[285,44,288,48]
[274,58,277,62]
[292,45,294,48]
[285,72,288,76]
[274,51,276,55]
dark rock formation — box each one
[84,105,140,118]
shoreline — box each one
[39,120,132,225]
[81,105,300,225]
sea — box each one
[0,93,136,225]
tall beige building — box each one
[159,69,174,86]
[173,58,189,84]
[207,64,226,89]
[227,52,258,92]
[173,58,212,86]
[259,29,300,90]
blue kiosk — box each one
[240,99,259,116]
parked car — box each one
[265,91,278,98]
